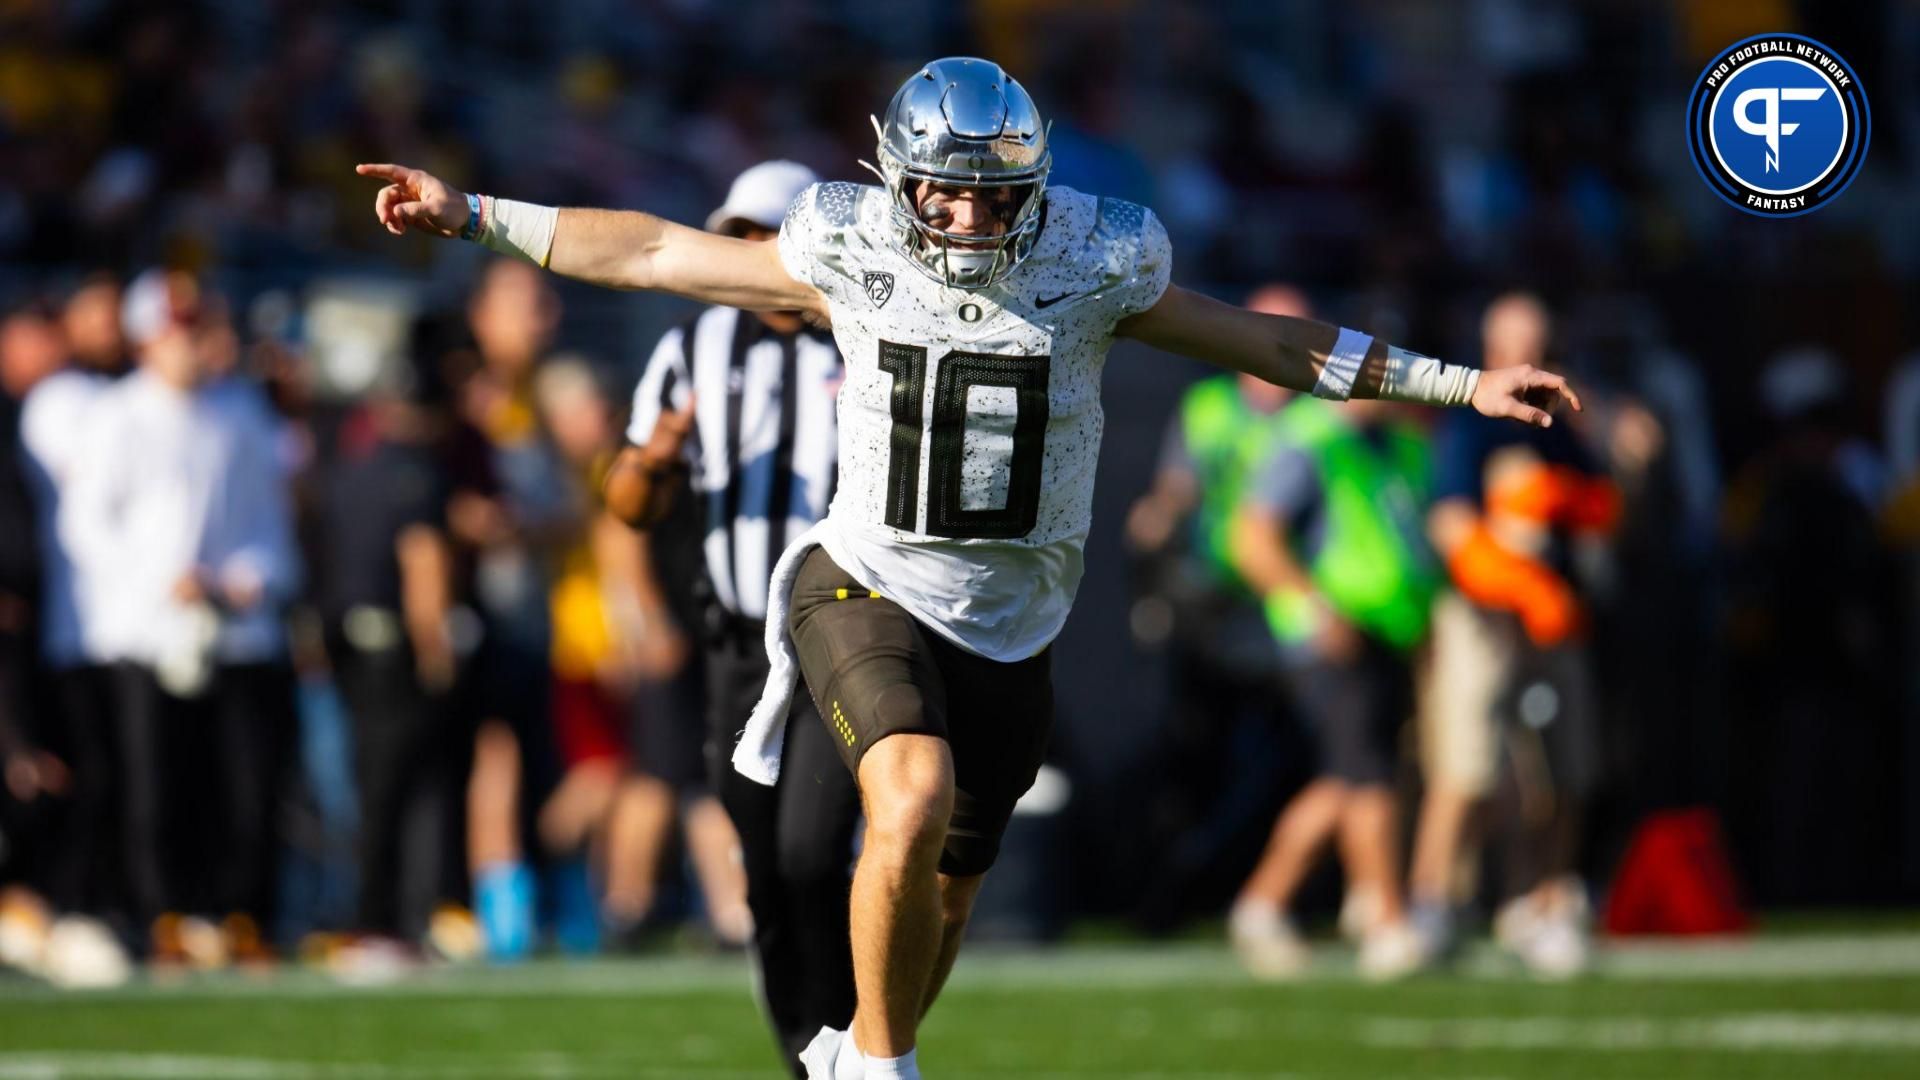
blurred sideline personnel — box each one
[606,161,859,1072]
[1725,348,1895,904]
[5,285,133,986]
[532,353,749,955]
[359,56,1574,1079]
[312,349,459,950]
[1227,390,1437,980]
[1122,284,1309,929]
[0,303,74,981]
[455,261,577,959]
[1418,293,1617,977]
[527,357,735,954]
[0,309,51,804]
[16,279,131,934]
[63,269,302,964]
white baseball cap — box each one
[705,160,819,234]
[121,267,192,347]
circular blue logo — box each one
[1687,34,1869,218]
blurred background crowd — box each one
[3,0,1920,985]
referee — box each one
[605,161,858,1074]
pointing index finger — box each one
[355,163,410,183]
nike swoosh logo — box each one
[1034,292,1083,310]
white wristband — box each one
[1377,345,1481,407]
[1311,327,1373,401]
[478,196,558,267]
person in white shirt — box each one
[60,269,302,962]
[16,282,128,922]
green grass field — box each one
[2,934,1918,1078]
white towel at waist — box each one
[732,521,834,785]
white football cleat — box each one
[1357,920,1429,982]
[800,1026,862,1079]
[1495,876,1592,980]
[1522,917,1590,980]
[1229,898,1310,979]
[1337,886,1383,943]
[43,916,132,989]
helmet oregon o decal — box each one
[1687,33,1869,218]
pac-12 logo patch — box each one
[863,271,894,308]
[1687,33,1869,218]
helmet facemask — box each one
[867,58,1052,291]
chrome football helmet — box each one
[871,57,1051,290]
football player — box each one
[360,56,1577,1079]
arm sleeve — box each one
[625,325,691,450]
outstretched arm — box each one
[1117,285,1580,427]
[355,163,826,318]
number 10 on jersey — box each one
[878,341,1050,540]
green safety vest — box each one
[1269,398,1438,651]
[1178,375,1291,591]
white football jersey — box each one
[777,181,1171,660]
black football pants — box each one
[705,622,861,1076]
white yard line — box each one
[0,1055,774,1080]
[0,1058,1333,1080]
[1362,1013,1920,1052]
[960,934,1920,986]
[1588,934,1920,980]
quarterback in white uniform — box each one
[359,56,1577,1080]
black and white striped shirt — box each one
[627,306,842,620]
